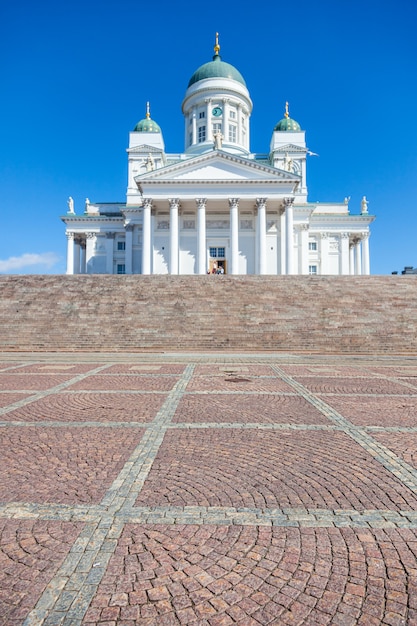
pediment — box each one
[272,143,308,154]
[134,150,300,183]
[127,144,163,154]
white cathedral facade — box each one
[62,35,374,276]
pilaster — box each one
[229,198,239,274]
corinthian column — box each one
[169,198,180,274]
[229,198,239,274]
[256,198,267,274]
[66,233,75,275]
[362,233,370,275]
[196,198,207,274]
[142,198,152,274]
[284,197,295,274]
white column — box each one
[299,225,309,274]
[256,198,267,275]
[229,198,239,274]
[125,225,133,274]
[196,198,207,274]
[280,209,286,274]
[362,233,370,275]
[141,198,152,275]
[66,233,75,275]
[85,233,95,274]
[105,233,114,274]
[237,104,242,144]
[222,98,229,141]
[340,233,350,275]
[169,198,180,274]
[320,233,330,274]
[192,112,197,146]
[205,99,212,143]
[284,198,294,274]
[355,240,362,275]
[349,242,355,275]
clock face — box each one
[212,107,222,117]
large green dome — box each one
[274,103,301,131]
[188,34,246,88]
[133,103,161,133]
[188,54,246,87]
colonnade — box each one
[66,197,371,275]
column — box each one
[299,224,309,274]
[320,233,330,274]
[66,233,75,275]
[340,233,350,275]
[284,198,295,274]
[229,198,239,274]
[256,198,267,275]
[196,198,207,274]
[222,98,229,140]
[169,198,180,274]
[349,242,355,275]
[237,104,242,144]
[355,240,362,275]
[105,232,115,274]
[192,112,197,146]
[362,233,370,275]
[142,198,152,274]
[280,209,286,274]
[205,99,212,143]
[85,233,95,274]
[125,225,134,274]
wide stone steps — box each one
[1,275,416,353]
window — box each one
[189,132,192,146]
[309,265,318,275]
[229,110,236,119]
[309,241,317,251]
[198,125,206,143]
[117,264,126,274]
[209,247,226,258]
[213,123,222,134]
[117,241,126,251]
[199,111,205,119]
[228,125,237,143]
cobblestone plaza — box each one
[1,353,417,625]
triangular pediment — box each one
[272,143,308,154]
[127,144,164,154]
[134,150,300,183]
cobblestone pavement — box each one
[1,353,417,625]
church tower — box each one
[182,33,253,156]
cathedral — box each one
[62,35,374,276]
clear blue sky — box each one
[1,0,416,275]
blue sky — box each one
[1,0,416,275]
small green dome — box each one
[188,54,246,87]
[133,103,161,133]
[274,102,301,131]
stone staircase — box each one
[0,275,416,354]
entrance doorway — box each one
[209,246,227,274]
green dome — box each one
[133,116,161,133]
[188,53,246,88]
[133,103,161,133]
[274,116,301,131]
[274,103,301,131]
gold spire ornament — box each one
[285,101,289,119]
[146,101,151,119]
[214,32,220,55]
